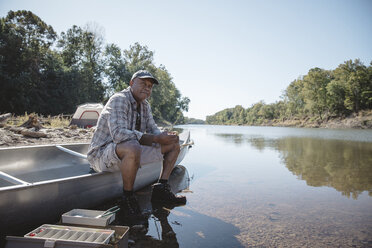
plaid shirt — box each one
[87,87,161,162]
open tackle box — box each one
[5,224,129,248]
[5,207,129,248]
[25,224,114,244]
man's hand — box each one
[154,131,179,145]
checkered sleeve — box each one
[108,94,143,143]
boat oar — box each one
[56,145,87,159]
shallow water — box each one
[137,125,372,247]
[2,125,371,247]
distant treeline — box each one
[0,10,190,124]
[183,117,205,124]
[206,60,372,125]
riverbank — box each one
[0,124,94,147]
[205,110,372,129]
[267,111,372,129]
[0,114,91,147]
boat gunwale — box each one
[0,131,191,191]
[0,142,90,150]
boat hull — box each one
[0,133,191,234]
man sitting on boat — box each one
[87,70,186,221]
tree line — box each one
[206,59,372,125]
[0,10,190,124]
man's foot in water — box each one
[151,183,186,206]
[119,194,148,227]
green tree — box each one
[246,101,265,124]
[58,25,84,67]
[122,43,189,123]
[303,68,332,120]
[123,42,157,83]
[273,100,287,121]
[368,61,372,109]
[231,105,245,125]
[283,78,306,118]
[206,60,371,126]
[58,24,105,104]
[103,43,127,97]
[0,11,190,121]
[151,65,190,123]
[326,80,346,116]
[338,60,371,113]
[0,10,57,114]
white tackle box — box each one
[5,224,129,248]
[62,209,116,227]
[25,224,114,244]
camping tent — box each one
[70,103,104,128]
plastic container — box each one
[61,209,115,227]
[6,225,129,248]
[24,224,114,245]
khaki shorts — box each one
[91,141,163,172]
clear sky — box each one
[1,0,371,120]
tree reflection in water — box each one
[214,133,372,199]
[276,137,372,199]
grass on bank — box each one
[6,113,71,128]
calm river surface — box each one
[142,125,372,247]
[1,125,371,248]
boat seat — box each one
[0,178,15,187]
[13,162,93,183]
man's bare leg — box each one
[152,142,186,205]
[159,142,181,180]
[115,140,145,223]
[115,140,141,190]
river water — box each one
[141,125,372,247]
[3,125,370,248]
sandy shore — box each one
[0,125,94,147]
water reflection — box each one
[150,203,179,246]
[214,133,274,152]
[100,165,243,247]
[213,132,372,199]
[118,165,188,247]
[276,137,372,199]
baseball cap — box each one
[131,70,159,85]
